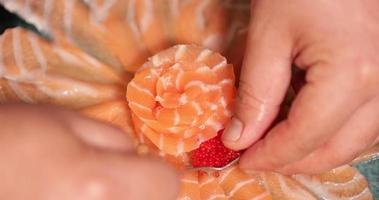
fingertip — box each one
[222,117,245,150]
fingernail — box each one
[223,118,243,142]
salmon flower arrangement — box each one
[0,0,378,199]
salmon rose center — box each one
[127,45,236,156]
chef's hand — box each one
[0,104,179,199]
[223,0,379,174]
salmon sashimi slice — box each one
[176,164,373,200]
[198,171,228,200]
[0,28,124,108]
[178,172,202,200]
[293,165,373,200]
[80,100,136,141]
[218,166,271,200]
[0,0,242,72]
[127,44,236,156]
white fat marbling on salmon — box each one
[199,177,215,187]
[275,174,317,200]
[129,101,152,111]
[176,69,184,91]
[195,66,212,73]
[155,95,164,102]
[227,178,257,198]
[179,94,188,105]
[63,0,74,42]
[28,32,48,72]
[181,178,198,184]
[78,50,107,69]
[322,173,364,189]
[158,133,165,149]
[151,54,163,66]
[195,49,212,62]
[219,97,227,108]
[219,166,236,184]
[184,80,201,90]
[177,139,184,154]
[88,0,117,24]
[175,45,187,61]
[220,79,233,85]
[208,194,227,200]
[139,0,154,32]
[43,0,54,32]
[209,84,221,91]
[192,101,204,115]
[174,109,180,125]
[250,192,270,200]
[54,47,83,66]
[205,117,222,131]
[196,0,210,31]
[171,63,181,70]
[12,29,28,77]
[149,68,160,77]
[36,77,100,98]
[127,0,141,40]
[354,188,372,200]
[160,75,173,90]
[293,172,370,200]
[168,126,183,134]
[129,81,154,97]
[208,103,218,111]
[213,60,227,71]
[8,81,34,103]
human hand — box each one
[222,0,379,174]
[0,104,179,199]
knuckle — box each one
[237,80,280,112]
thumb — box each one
[222,5,293,150]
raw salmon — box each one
[127,44,236,156]
[0,28,124,109]
[82,99,375,200]
[0,1,376,199]
[177,164,373,200]
[0,0,249,72]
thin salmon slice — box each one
[127,44,236,156]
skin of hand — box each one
[222,0,379,174]
[0,104,179,200]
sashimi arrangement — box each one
[0,0,378,199]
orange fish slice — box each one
[127,44,236,157]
